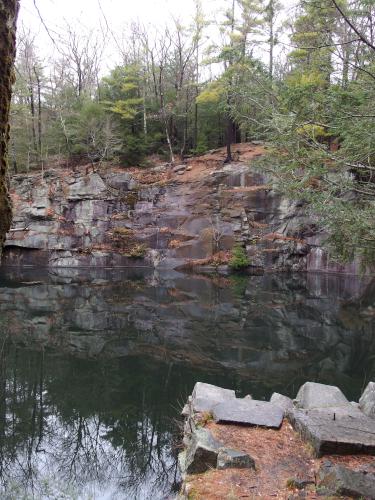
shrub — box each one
[229,245,250,271]
[127,243,147,258]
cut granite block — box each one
[184,427,222,474]
[270,393,293,414]
[191,382,236,413]
[288,405,375,456]
[295,382,349,410]
[213,399,283,429]
[359,381,375,419]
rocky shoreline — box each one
[178,381,375,499]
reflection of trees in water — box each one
[0,348,179,499]
[1,270,375,496]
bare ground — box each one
[184,420,375,500]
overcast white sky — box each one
[18,0,296,74]
[19,0,220,39]
[18,0,225,71]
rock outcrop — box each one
[3,144,370,274]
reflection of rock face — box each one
[3,156,366,273]
[1,268,374,400]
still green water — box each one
[0,267,374,499]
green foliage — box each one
[196,80,224,105]
[229,245,250,271]
[9,0,375,268]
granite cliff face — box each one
[2,144,366,274]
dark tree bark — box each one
[0,0,19,256]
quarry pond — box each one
[0,267,374,499]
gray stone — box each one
[104,172,136,191]
[317,461,375,498]
[288,405,375,456]
[173,164,186,173]
[213,399,284,429]
[270,393,293,414]
[295,382,350,409]
[359,381,375,419]
[217,448,255,470]
[184,427,222,474]
[191,382,235,413]
[67,173,107,200]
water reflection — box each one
[0,350,184,499]
[0,267,374,498]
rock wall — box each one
[0,0,19,256]
[2,145,373,274]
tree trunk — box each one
[34,66,42,163]
[224,115,234,163]
[0,0,19,256]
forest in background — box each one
[9,0,375,263]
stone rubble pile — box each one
[179,380,375,499]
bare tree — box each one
[57,24,105,98]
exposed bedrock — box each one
[2,150,371,274]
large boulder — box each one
[294,382,350,409]
[317,461,375,498]
[359,381,375,419]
